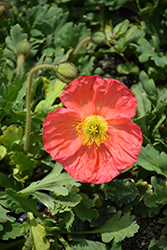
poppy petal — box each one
[94,78,137,118]
[60,75,137,118]
[60,144,123,184]
[60,75,98,117]
[105,115,143,168]
[60,117,142,184]
[43,108,82,161]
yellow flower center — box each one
[76,115,108,147]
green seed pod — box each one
[54,62,78,83]
[91,31,106,45]
[16,41,31,57]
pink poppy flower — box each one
[43,75,143,184]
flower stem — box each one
[69,35,91,61]
[16,54,25,75]
[106,41,129,62]
[24,64,55,154]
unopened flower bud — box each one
[54,62,78,83]
[91,31,106,45]
[16,41,31,57]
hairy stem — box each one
[24,64,55,154]
[16,54,25,75]
[69,35,91,61]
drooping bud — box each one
[16,41,31,57]
[91,31,106,45]
[54,62,78,83]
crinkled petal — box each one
[60,75,97,117]
[59,144,122,184]
[105,115,143,168]
[60,75,137,118]
[43,108,83,161]
[94,77,137,118]
[59,116,142,184]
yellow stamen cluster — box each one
[76,115,108,147]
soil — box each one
[122,215,163,249]
[93,53,139,87]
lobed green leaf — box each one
[0,125,23,148]
[89,211,139,243]
[137,144,167,177]
[20,162,79,196]
[73,193,99,222]
[6,189,43,219]
[0,221,22,240]
[20,212,50,250]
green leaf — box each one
[149,235,167,250]
[0,49,6,67]
[30,28,43,37]
[105,0,134,10]
[0,145,6,160]
[153,55,167,68]
[124,26,145,45]
[134,181,160,218]
[20,212,50,250]
[0,173,22,191]
[115,36,126,52]
[131,84,152,117]
[9,151,35,182]
[89,211,139,243]
[59,208,75,231]
[145,177,167,208]
[32,191,55,210]
[72,238,108,250]
[20,162,79,196]
[139,71,157,96]
[0,125,23,148]
[34,78,66,117]
[60,22,91,51]
[79,55,95,76]
[6,189,43,219]
[135,181,153,201]
[134,199,160,218]
[110,241,122,250]
[134,37,167,67]
[136,144,167,177]
[6,24,27,51]
[44,78,66,105]
[0,82,7,99]
[135,37,155,63]
[55,185,81,208]
[113,19,129,36]
[4,75,26,113]
[34,100,55,118]
[134,112,154,139]
[4,24,27,61]
[104,179,139,207]
[156,88,167,109]
[117,62,139,75]
[0,205,15,223]
[73,193,99,222]
[0,221,22,240]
